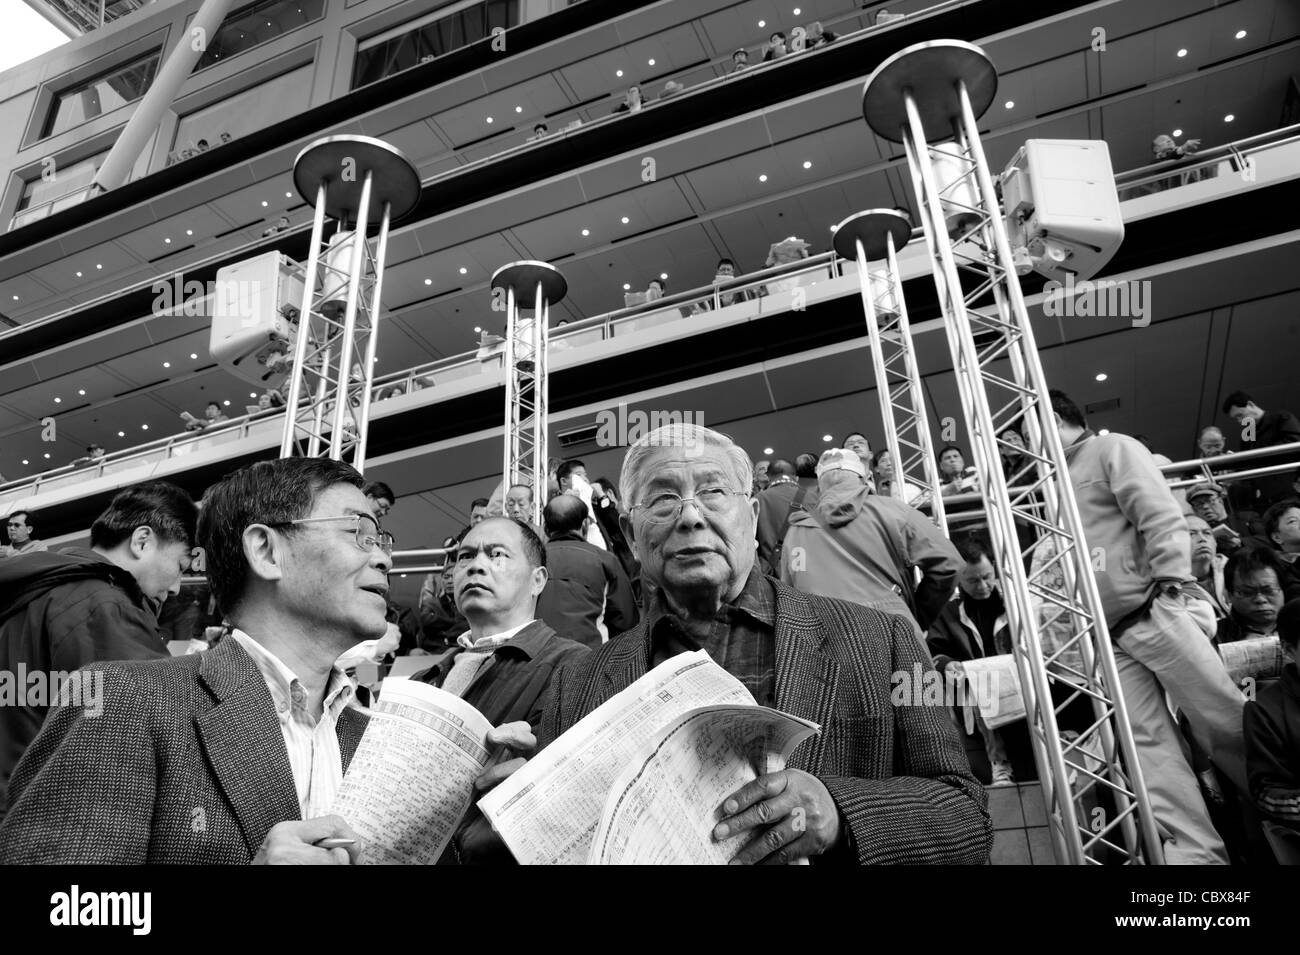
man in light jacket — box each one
[780,448,958,639]
[1049,389,1245,865]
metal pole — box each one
[353,201,392,470]
[280,184,328,458]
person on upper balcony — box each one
[613,84,642,114]
[730,48,750,74]
[1222,390,1300,508]
[762,31,788,62]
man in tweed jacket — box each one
[1,459,394,864]
[538,424,991,864]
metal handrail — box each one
[0,254,847,499]
[1114,123,1300,191]
[0,0,922,341]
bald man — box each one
[535,495,638,649]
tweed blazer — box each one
[0,637,366,864]
[539,578,992,864]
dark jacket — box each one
[755,480,809,572]
[1214,611,1277,647]
[926,591,1011,676]
[0,637,366,862]
[539,580,991,864]
[417,619,589,729]
[0,547,169,816]
[418,580,468,650]
[536,534,638,649]
[1244,663,1300,832]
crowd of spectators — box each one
[2,375,1298,864]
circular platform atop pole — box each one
[491,260,568,305]
[862,40,997,143]
[293,135,421,225]
[832,209,913,261]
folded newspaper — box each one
[330,678,496,865]
[478,650,819,865]
[1218,636,1284,685]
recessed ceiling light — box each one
[459,267,468,274]
[1177,48,1188,57]
[659,272,668,280]
[250,392,257,398]
[164,237,171,244]
[758,19,766,28]
[829,224,838,232]
[1095,372,1108,381]
[759,174,768,182]
[1098,428,1110,436]
[163,361,170,368]
[78,389,85,395]
[1224,113,1235,122]
[424,278,432,285]
[763,447,774,455]
[621,216,629,224]
[623,283,631,290]
[75,271,82,277]
[10,295,16,301]
[1172,128,1183,137]
[186,229,193,236]
[822,434,833,442]
[190,353,198,360]
[21,459,28,465]
[802,160,812,169]
[486,116,494,124]
[285,192,292,198]
[223,400,231,406]
[1235,29,1246,39]
[474,325,482,332]
[616,69,623,77]
[793,7,801,15]
[515,106,522,113]
[53,397,61,403]
[261,200,268,207]
[401,574,407,579]
[43,453,50,459]
[581,228,590,236]
[1004,100,1014,109]
[96,263,102,269]
[117,431,124,438]
[142,424,149,430]
[648,58,655,66]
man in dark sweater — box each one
[535,495,637,649]
[1222,390,1300,507]
[0,481,197,818]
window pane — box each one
[352,0,520,89]
[195,0,326,71]
[18,153,102,211]
[43,52,161,139]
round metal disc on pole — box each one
[833,209,913,261]
[862,39,997,143]
[293,135,421,226]
[491,260,568,305]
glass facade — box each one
[351,0,518,89]
[194,0,327,71]
[42,50,161,139]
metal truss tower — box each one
[835,209,948,532]
[492,261,567,527]
[280,135,420,470]
[863,40,1162,864]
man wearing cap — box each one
[779,448,959,639]
[1186,481,1259,558]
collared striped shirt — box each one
[230,630,355,819]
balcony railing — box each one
[0,251,847,506]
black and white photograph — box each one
[0,0,1294,932]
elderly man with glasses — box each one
[534,424,992,864]
[0,458,531,864]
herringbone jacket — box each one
[0,636,366,864]
[539,578,992,864]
